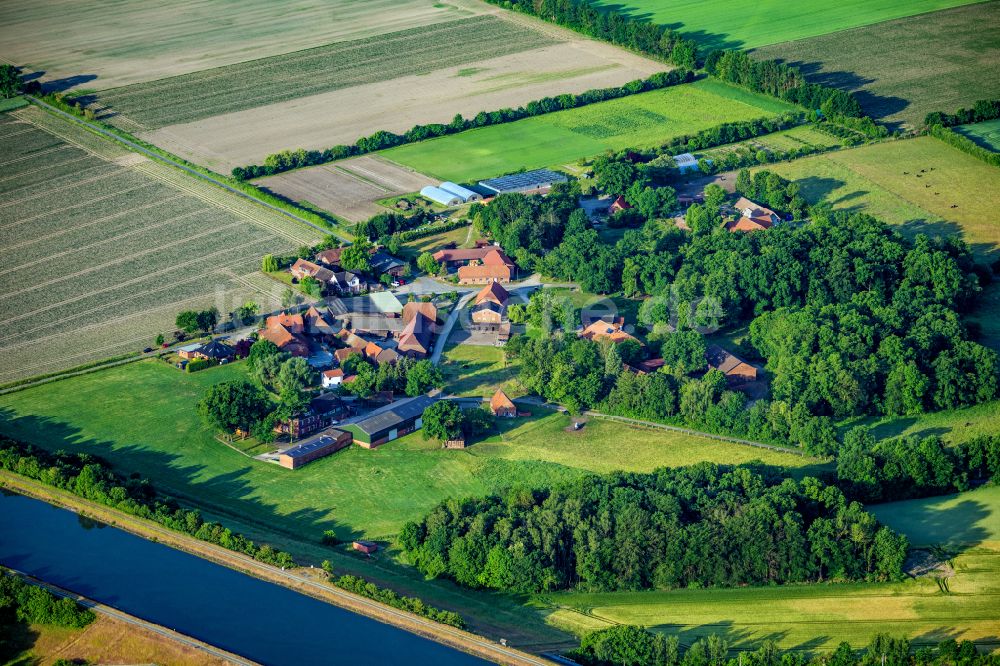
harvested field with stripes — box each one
[0,107,323,384]
[255,156,437,223]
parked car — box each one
[143,347,153,353]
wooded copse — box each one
[0,438,296,568]
[0,570,95,629]
[399,463,908,593]
[571,625,990,666]
[232,69,694,180]
[481,174,996,428]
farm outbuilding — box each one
[439,182,482,203]
[278,429,352,470]
[420,186,463,206]
[344,394,438,448]
[478,169,568,195]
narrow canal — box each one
[0,491,491,665]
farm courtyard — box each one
[0,107,321,383]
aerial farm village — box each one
[0,0,999,664]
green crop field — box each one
[0,360,819,540]
[956,119,1000,152]
[753,2,1000,129]
[541,486,1000,651]
[96,16,555,131]
[588,0,978,50]
[697,124,844,163]
[381,79,799,182]
[0,106,321,383]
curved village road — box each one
[0,472,555,666]
[27,96,336,238]
[5,568,256,666]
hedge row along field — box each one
[380,79,798,181]
[95,15,556,130]
[956,119,1000,152]
[751,2,1000,129]
[233,69,694,180]
[0,107,321,383]
[585,0,979,49]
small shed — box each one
[420,186,463,206]
[490,389,517,418]
[352,540,378,555]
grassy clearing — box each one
[381,79,798,182]
[0,360,817,542]
[757,136,1000,261]
[439,343,520,397]
[397,224,478,262]
[840,399,1000,446]
[0,107,321,383]
[699,124,843,162]
[0,96,27,113]
[5,614,230,666]
[752,2,1000,129]
[587,0,978,49]
[96,16,554,130]
[956,119,1000,152]
[541,487,1000,650]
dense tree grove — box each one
[837,431,1000,504]
[924,99,1000,128]
[232,70,692,179]
[501,197,996,430]
[399,463,908,593]
[486,0,700,67]
[706,50,864,121]
[571,626,997,666]
[0,438,296,568]
[0,572,95,629]
[340,354,443,399]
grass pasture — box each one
[956,119,1000,152]
[0,106,321,383]
[0,360,817,542]
[587,0,979,50]
[752,2,1000,129]
[542,486,1000,651]
[381,79,799,182]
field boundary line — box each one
[136,162,318,246]
[0,154,94,185]
[0,218,246,301]
[0,236,273,334]
[0,183,162,229]
[584,411,816,458]
[26,95,333,239]
[329,164,393,192]
[0,165,129,208]
[0,143,74,169]
[0,188,180,245]
[3,568,257,666]
[0,201,197,273]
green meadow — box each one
[587,0,979,50]
[540,486,1000,650]
[0,360,815,542]
[381,79,797,182]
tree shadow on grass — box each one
[794,176,846,203]
[886,497,992,549]
[0,407,358,550]
[586,3,746,52]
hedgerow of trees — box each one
[232,70,693,179]
[0,438,296,568]
[0,572,95,629]
[571,625,993,666]
[399,462,908,593]
[320,563,465,628]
